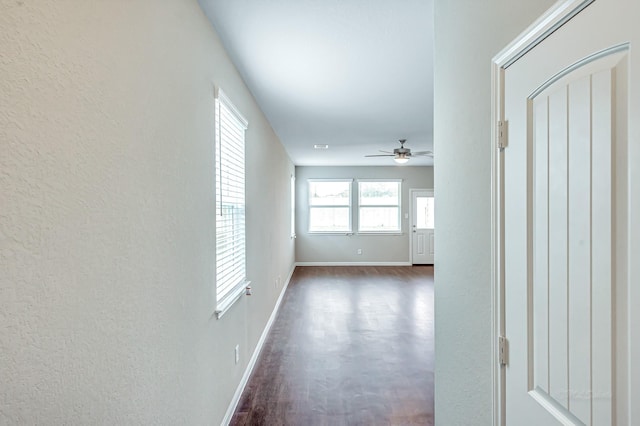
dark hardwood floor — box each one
[230,266,434,426]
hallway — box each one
[231,266,434,425]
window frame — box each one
[357,179,402,234]
[214,88,249,319]
[307,178,353,234]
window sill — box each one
[357,231,403,236]
[308,232,354,236]
[215,280,251,319]
[306,231,403,236]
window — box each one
[358,180,401,232]
[308,179,352,232]
[215,89,248,318]
[291,174,296,238]
[416,195,435,229]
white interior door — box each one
[499,0,639,424]
[411,189,434,265]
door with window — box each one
[411,189,434,264]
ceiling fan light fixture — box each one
[394,155,409,164]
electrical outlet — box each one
[234,345,239,364]
[357,248,363,255]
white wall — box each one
[433,1,556,425]
[0,1,294,424]
[295,166,433,264]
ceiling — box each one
[198,0,434,167]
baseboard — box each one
[295,261,412,267]
[220,264,296,426]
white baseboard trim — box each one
[220,264,297,426]
[295,261,412,267]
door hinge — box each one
[498,335,509,366]
[498,120,509,149]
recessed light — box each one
[313,144,329,149]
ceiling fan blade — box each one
[365,140,430,159]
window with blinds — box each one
[308,179,352,233]
[290,174,296,238]
[215,89,248,318]
[358,180,401,232]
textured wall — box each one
[433,1,556,425]
[295,166,433,264]
[0,0,294,424]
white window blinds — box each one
[308,179,352,233]
[358,180,401,232]
[215,89,248,317]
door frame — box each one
[490,1,596,425]
[409,188,433,264]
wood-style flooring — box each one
[231,266,434,426]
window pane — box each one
[359,181,400,206]
[359,207,400,232]
[309,181,350,206]
[416,196,434,229]
[309,207,350,232]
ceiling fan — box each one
[365,139,433,164]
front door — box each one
[411,189,434,265]
[500,0,639,424]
